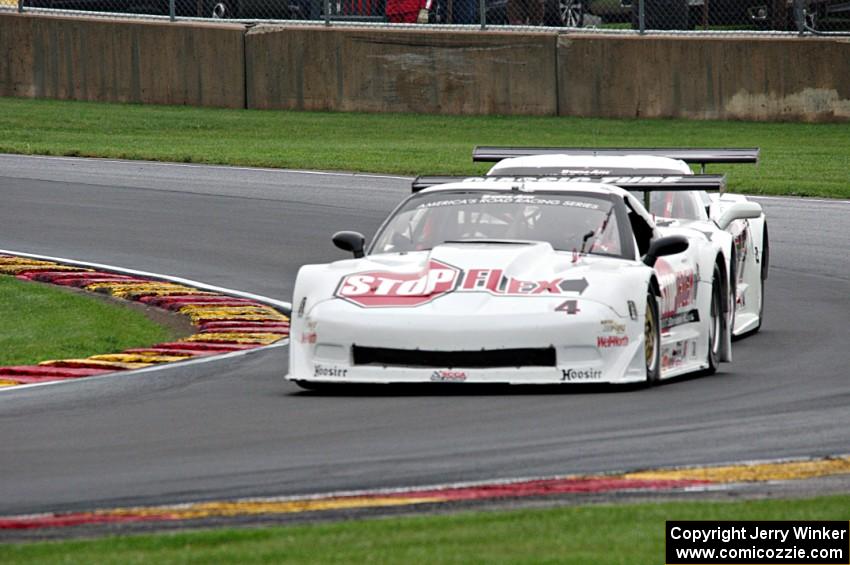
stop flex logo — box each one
[335,260,589,308]
[335,260,461,308]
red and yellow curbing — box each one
[0,254,289,387]
[1,455,848,530]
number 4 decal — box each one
[556,300,580,315]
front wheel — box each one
[705,263,723,375]
[645,288,661,385]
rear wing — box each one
[412,174,727,209]
[412,174,727,193]
[472,146,760,171]
[412,176,470,192]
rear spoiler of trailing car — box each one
[471,146,760,171]
[412,174,727,208]
[412,174,727,193]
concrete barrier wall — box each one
[557,35,850,122]
[246,26,558,115]
[2,13,849,121]
[0,13,245,108]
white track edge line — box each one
[0,248,291,394]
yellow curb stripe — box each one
[0,380,19,387]
[0,258,56,266]
[88,354,189,364]
[184,333,283,344]
[125,290,218,299]
[38,359,154,370]
[180,307,288,318]
[177,305,285,317]
[98,496,445,520]
[83,282,199,297]
[0,264,89,274]
[185,313,288,323]
[623,456,850,483]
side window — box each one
[624,197,653,256]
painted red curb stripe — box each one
[0,369,115,383]
[186,338,272,345]
[17,271,94,281]
[0,514,178,529]
[26,272,139,284]
[13,269,89,279]
[380,477,710,501]
[41,361,137,370]
[0,366,119,378]
[152,342,258,352]
[56,277,149,288]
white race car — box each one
[472,147,769,337]
[287,174,762,388]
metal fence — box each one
[5,0,850,33]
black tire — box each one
[728,249,737,338]
[545,0,584,27]
[753,224,769,333]
[705,262,723,375]
[644,288,661,385]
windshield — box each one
[372,190,626,257]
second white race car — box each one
[472,147,769,337]
[287,174,762,388]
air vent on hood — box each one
[352,346,556,368]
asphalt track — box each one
[0,154,848,517]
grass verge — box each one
[3,495,849,563]
[0,276,176,366]
[1,97,848,198]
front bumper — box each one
[287,295,647,385]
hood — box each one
[328,242,634,311]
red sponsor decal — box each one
[336,260,461,308]
[300,332,317,344]
[597,335,629,348]
[337,264,587,308]
[655,259,696,320]
[430,370,467,382]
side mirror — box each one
[643,235,689,267]
[332,231,366,259]
[715,202,762,230]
